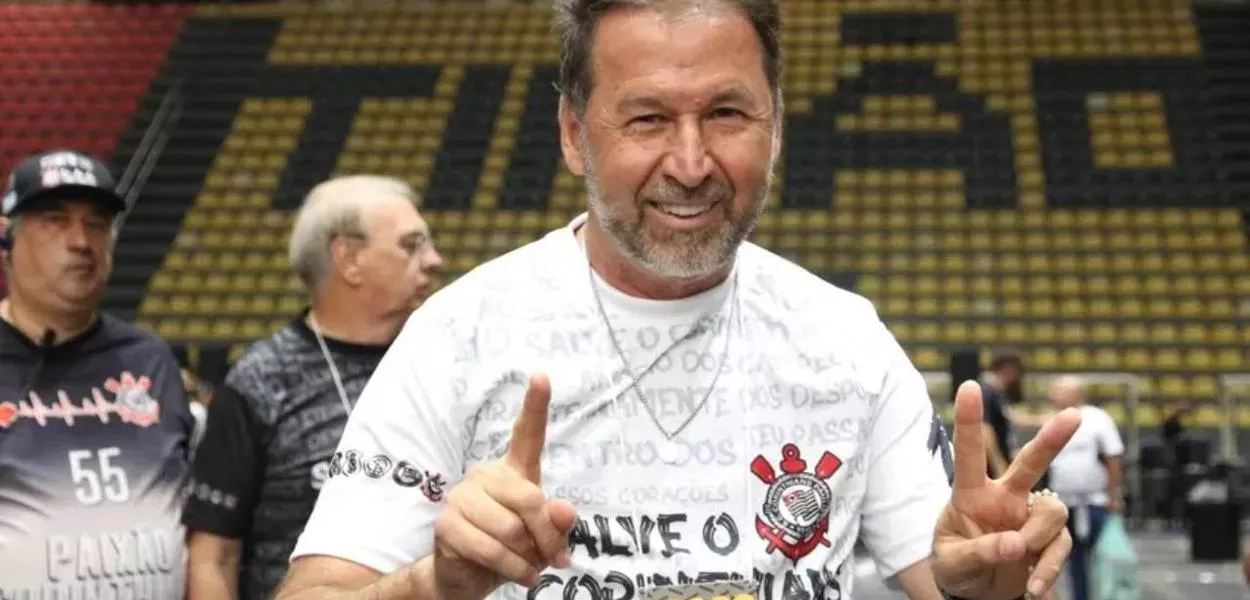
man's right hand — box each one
[431,373,578,599]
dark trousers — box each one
[1066,504,1110,600]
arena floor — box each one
[852,531,1250,600]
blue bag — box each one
[1091,514,1142,600]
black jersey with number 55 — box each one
[0,315,194,598]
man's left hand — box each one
[932,381,1082,600]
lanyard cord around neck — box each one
[308,314,354,417]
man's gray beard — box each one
[582,148,770,281]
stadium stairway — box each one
[103,18,282,321]
[1193,4,1250,233]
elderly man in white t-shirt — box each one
[270,2,1084,600]
[1045,376,1125,600]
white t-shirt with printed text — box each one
[1047,405,1124,506]
[291,214,953,600]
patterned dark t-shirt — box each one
[0,315,194,597]
[182,313,388,600]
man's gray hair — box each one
[288,175,418,293]
[554,0,783,118]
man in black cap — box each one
[0,149,196,597]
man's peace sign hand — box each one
[433,373,578,599]
[932,381,1081,600]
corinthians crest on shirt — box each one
[751,443,843,562]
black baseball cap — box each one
[2,150,126,217]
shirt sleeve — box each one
[151,348,197,456]
[181,384,265,539]
[858,318,953,578]
[1094,409,1125,457]
[290,309,463,574]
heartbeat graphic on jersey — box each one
[0,372,161,429]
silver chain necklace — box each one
[587,261,737,465]
[308,314,355,417]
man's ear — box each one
[0,216,10,253]
[329,236,364,286]
[558,97,587,176]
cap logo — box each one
[37,152,99,189]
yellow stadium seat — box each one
[1216,349,1243,371]
[249,296,276,316]
[1059,323,1086,343]
[1207,299,1235,317]
[209,320,238,341]
[1092,348,1121,370]
[1119,323,1147,343]
[1124,349,1150,371]
[912,348,943,370]
[1062,348,1091,371]
[1191,405,1224,428]
[888,322,911,342]
[1185,349,1215,371]
[156,320,184,341]
[913,322,939,343]
[1033,323,1058,344]
[1202,275,1230,294]
[222,296,249,317]
[914,298,939,317]
[944,298,970,317]
[240,320,269,340]
[1032,347,1059,371]
[1059,299,1086,318]
[1091,323,1117,343]
[1150,323,1178,344]
[142,296,169,316]
[1212,324,1237,343]
[1154,349,1183,371]
[1135,403,1163,427]
[973,322,999,343]
[1146,299,1174,318]
[1029,298,1055,318]
[1190,377,1219,400]
[1118,299,1144,318]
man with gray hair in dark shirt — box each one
[183,175,443,600]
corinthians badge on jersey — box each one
[750,443,842,562]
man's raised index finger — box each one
[1001,407,1081,493]
[951,380,989,491]
[505,372,553,483]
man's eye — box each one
[710,107,745,119]
[629,114,664,126]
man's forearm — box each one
[1105,456,1124,497]
[187,565,238,600]
[276,556,439,600]
[893,559,944,600]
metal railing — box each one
[114,78,185,235]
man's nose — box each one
[423,246,444,274]
[65,219,92,250]
[661,118,715,189]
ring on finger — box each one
[1027,488,1060,513]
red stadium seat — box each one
[0,4,189,183]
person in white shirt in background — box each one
[1045,376,1125,600]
